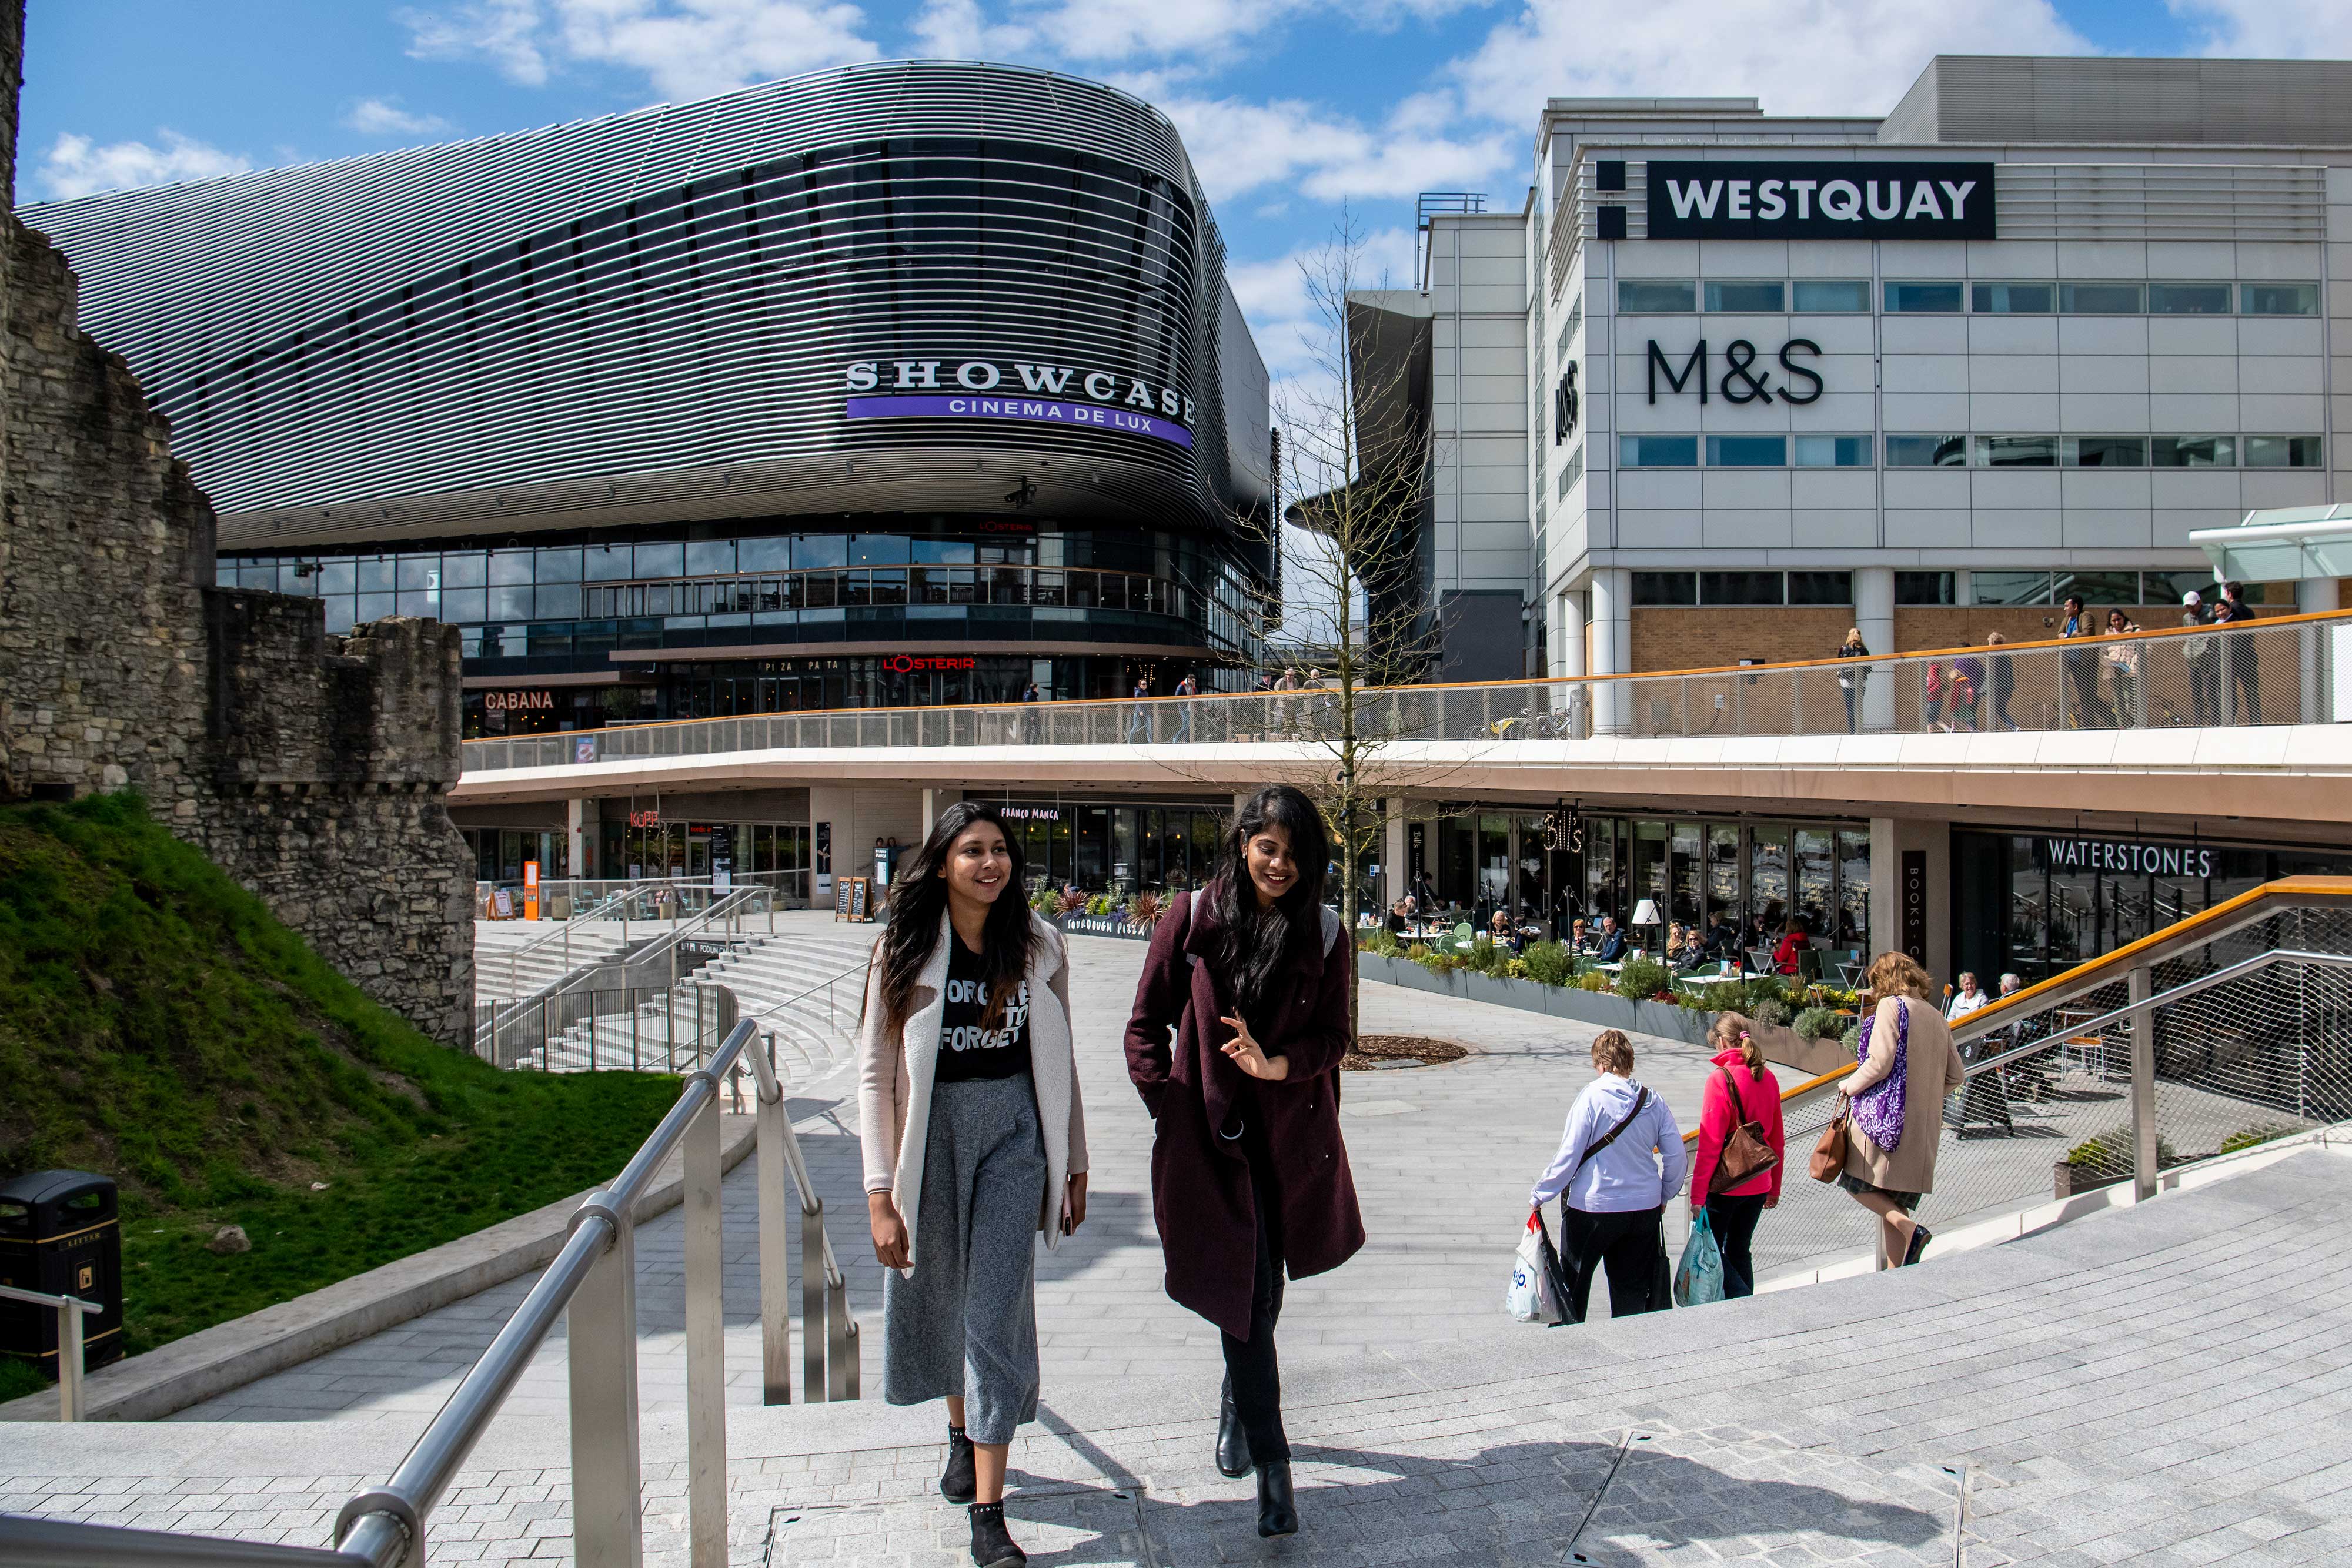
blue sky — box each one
[19,0,2352,383]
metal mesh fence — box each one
[1747,902,2352,1283]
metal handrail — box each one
[0,1283,105,1423]
[475,884,775,1052]
[1,1017,860,1567]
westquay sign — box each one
[1645,161,1996,240]
[844,358,1195,450]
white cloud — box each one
[343,97,453,138]
[1460,0,2089,124]
[1153,92,1510,206]
[400,0,880,100]
[2167,0,2352,58]
[34,131,252,200]
[908,0,1036,59]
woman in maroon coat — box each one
[1125,784,1364,1540]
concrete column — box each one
[921,788,938,840]
[1855,566,1896,733]
[1555,591,1587,678]
[1868,817,1952,987]
[567,797,588,880]
[2299,579,2340,724]
[1383,798,1406,912]
[1588,569,1631,733]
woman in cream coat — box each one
[1839,951,1969,1270]
[859,801,1088,1568]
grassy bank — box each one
[0,793,678,1375]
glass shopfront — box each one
[1953,828,2352,985]
[1428,810,1871,954]
[987,798,1231,896]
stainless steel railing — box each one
[0,1283,105,1423]
[457,606,2352,771]
[0,1017,858,1568]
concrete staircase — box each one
[471,918,638,1002]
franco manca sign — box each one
[844,358,1194,450]
[1645,161,1996,240]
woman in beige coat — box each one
[1839,951,1968,1269]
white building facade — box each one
[1404,56,2352,690]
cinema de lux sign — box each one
[843,359,1194,450]
[1637,161,1997,407]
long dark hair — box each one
[1209,784,1329,1024]
[872,801,1036,1037]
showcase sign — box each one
[844,358,1194,450]
[2036,835,2218,879]
[1645,160,1996,240]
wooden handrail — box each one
[460,604,2352,737]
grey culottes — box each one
[883,1075,1048,1443]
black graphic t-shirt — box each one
[933,937,1033,1082]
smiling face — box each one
[941,822,1013,914]
[1244,821,1297,907]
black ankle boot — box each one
[1215,1381,1252,1478]
[1255,1462,1298,1538]
[940,1425,976,1504]
[968,1501,1027,1567]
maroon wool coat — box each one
[1123,888,1366,1340]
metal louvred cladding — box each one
[21,60,1262,551]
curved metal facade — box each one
[22,61,1271,551]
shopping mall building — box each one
[21,61,1274,738]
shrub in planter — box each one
[1793,1005,1844,1041]
[1749,997,1792,1027]
[2220,1125,2297,1155]
[1359,927,1402,958]
[1614,958,1669,1001]
[1577,971,1611,994]
[1405,941,1431,961]
[1055,887,1088,916]
[1127,889,1164,928]
[1521,941,1573,988]
[1839,1022,1861,1055]
[1418,949,1467,977]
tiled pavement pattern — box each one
[8,1151,2350,1562]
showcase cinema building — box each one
[1387,54,2352,688]
[24,61,1274,737]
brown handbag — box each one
[1709,1066,1780,1193]
[1807,1094,1852,1183]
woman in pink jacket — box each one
[1688,1012,1785,1298]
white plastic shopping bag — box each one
[1506,1211,1565,1323]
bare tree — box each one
[1232,208,1449,1042]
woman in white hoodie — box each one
[1529,1029,1687,1319]
[860,801,1089,1568]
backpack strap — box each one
[1574,1086,1650,1177]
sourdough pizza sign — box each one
[1645,160,1997,240]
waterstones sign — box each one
[2036,835,2218,879]
[844,358,1194,450]
[1645,160,1996,240]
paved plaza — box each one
[6,934,2350,1563]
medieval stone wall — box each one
[0,56,473,1044]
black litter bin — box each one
[0,1169,123,1380]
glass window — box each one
[796,535,848,569]
[1617,279,1696,313]
[1883,280,1963,313]
[440,587,487,623]
[1631,571,1698,607]
[1703,280,1785,312]
[1700,571,1783,606]
[912,539,975,566]
[396,555,437,591]
[684,540,735,576]
[584,541,632,581]
[488,548,533,586]
[490,586,533,620]
[634,541,684,578]
[1705,434,1786,466]
[1970,282,2053,313]
[532,584,580,618]
[1669,821,1704,927]
[1972,571,2053,606]
[2052,571,2141,606]
[1706,824,1741,928]
[1793,828,1835,941]
[2066,435,2146,467]
[2143,570,2218,606]
[1885,433,1968,466]
[1791,279,1869,312]
[738,536,790,572]
[1749,825,1789,937]
[316,559,357,596]
[1896,571,1955,606]
[2240,282,2318,316]
[2148,282,2231,315]
[2244,435,2323,467]
[439,551,486,588]
[2060,281,2144,314]
[1788,571,1853,606]
[850,535,911,566]
[356,592,395,625]
[1835,829,1872,950]
[1630,820,1669,945]
[2152,434,2235,467]
[1619,433,1697,467]
[1793,434,1870,467]
[357,557,395,594]
[1974,433,2057,467]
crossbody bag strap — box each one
[1574,1086,1649,1178]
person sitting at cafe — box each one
[1771,917,1812,976]
[1568,917,1591,953]
[1593,915,1628,963]
[1387,898,1411,935]
[1489,908,1521,951]
[1700,912,1741,964]
[1946,971,1990,1022]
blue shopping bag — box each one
[1673,1209,1725,1307]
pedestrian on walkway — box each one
[2058,594,2112,727]
[2181,591,2220,726]
[1126,672,1152,742]
[1124,783,1364,1542]
[858,801,1091,1568]
[1984,632,2019,730]
[1689,1014,1783,1299]
[1174,668,1198,743]
[1530,1029,1686,1320]
[1836,952,1969,1272]
[2211,580,2260,721]
[1834,628,1869,732]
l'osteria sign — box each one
[1645,161,1996,240]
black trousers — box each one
[1704,1192,1768,1299]
[1220,1134,1289,1466]
[2227,642,2260,722]
[1561,1205,1664,1319]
